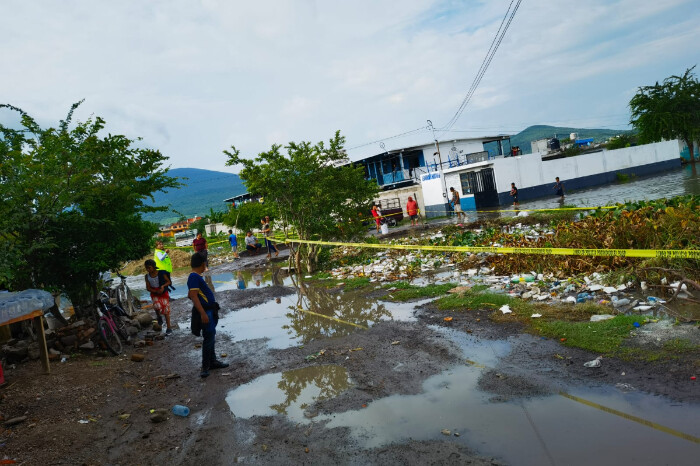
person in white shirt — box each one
[245,231,262,255]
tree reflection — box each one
[269,365,351,415]
[282,280,391,344]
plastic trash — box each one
[499,305,512,314]
[613,298,630,308]
[172,405,190,417]
[633,322,641,328]
[531,313,542,318]
[380,223,389,235]
[511,275,534,283]
[590,314,615,322]
[647,296,666,304]
[584,357,602,368]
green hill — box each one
[511,125,633,154]
[144,168,246,225]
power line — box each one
[345,126,428,151]
[441,0,524,131]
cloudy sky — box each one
[2,0,698,171]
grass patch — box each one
[343,277,371,291]
[384,283,457,301]
[534,315,646,354]
[662,338,698,354]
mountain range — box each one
[143,168,245,225]
[510,125,631,154]
[146,125,630,224]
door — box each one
[467,168,499,208]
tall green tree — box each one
[225,131,378,272]
[0,101,179,314]
[629,66,700,162]
[222,201,277,234]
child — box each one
[188,252,228,378]
[553,176,565,199]
[228,230,240,258]
[144,259,173,335]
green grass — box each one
[384,283,457,301]
[662,338,698,353]
[343,277,372,291]
[533,315,646,354]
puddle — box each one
[127,267,295,300]
[316,328,700,466]
[216,284,420,349]
[226,365,352,423]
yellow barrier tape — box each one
[270,237,700,259]
[559,391,700,444]
[293,306,368,329]
[462,356,699,444]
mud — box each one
[1,254,698,464]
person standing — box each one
[510,183,520,206]
[371,204,381,233]
[450,187,465,222]
[154,241,172,274]
[188,252,228,378]
[192,232,208,270]
[262,216,279,259]
[144,259,173,335]
[406,196,419,227]
[228,230,240,259]
[553,177,565,199]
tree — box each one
[630,66,700,162]
[0,101,179,315]
[225,131,379,272]
[222,201,277,234]
[606,133,637,150]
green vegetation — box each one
[509,125,632,155]
[225,131,379,273]
[606,133,637,150]
[0,101,179,314]
[536,316,646,354]
[223,201,278,234]
[384,282,457,301]
[630,66,700,162]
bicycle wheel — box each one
[112,309,131,342]
[98,319,123,355]
[117,284,136,317]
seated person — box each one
[245,231,262,254]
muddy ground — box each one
[1,252,698,464]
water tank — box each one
[570,132,578,140]
[549,137,561,150]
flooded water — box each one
[214,284,423,349]
[126,267,295,301]
[502,165,700,212]
[227,322,699,465]
[226,365,352,422]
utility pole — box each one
[427,120,449,210]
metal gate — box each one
[467,168,499,208]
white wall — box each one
[491,140,680,192]
[375,185,426,217]
[420,172,446,206]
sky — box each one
[1,0,699,172]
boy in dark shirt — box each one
[187,252,228,378]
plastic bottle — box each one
[613,298,630,308]
[172,405,190,417]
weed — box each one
[662,338,698,353]
[342,277,371,291]
[384,283,457,301]
[534,315,646,354]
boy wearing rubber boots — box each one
[188,252,228,378]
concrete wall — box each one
[375,184,426,219]
[205,223,244,236]
[491,139,682,204]
[420,140,486,168]
[420,172,450,217]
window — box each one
[459,173,472,194]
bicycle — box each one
[113,273,137,317]
[95,290,130,355]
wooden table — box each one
[1,309,50,374]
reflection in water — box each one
[270,365,352,415]
[226,365,351,422]
[284,281,392,344]
[236,272,246,290]
[204,274,215,292]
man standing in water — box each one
[553,177,565,200]
[450,187,465,222]
[510,183,520,206]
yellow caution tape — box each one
[293,306,368,329]
[559,391,700,444]
[461,358,699,443]
[269,236,699,259]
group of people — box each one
[509,177,565,206]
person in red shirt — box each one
[406,196,419,227]
[370,204,381,233]
[192,232,208,270]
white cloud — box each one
[1,0,697,167]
